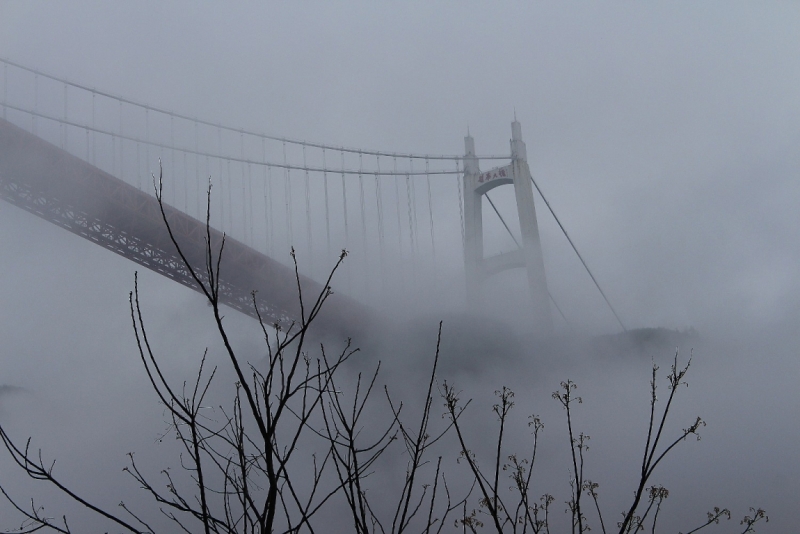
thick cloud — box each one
[0,2,797,531]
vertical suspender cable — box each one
[241,131,247,242]
[425,157,436,260]
[90,92,95,165]
[341,151,349,247]
[218,127,224,232]
[217,165,224,232]
[184,152,189,213]
[375,156,386,294]
[195,121,200,217]
[111,134,116,176]
[394,157,404,294]
[375,156,385,240]
[247,162,253,247]
[112,113,118,179]
[283,142,293,248]
[32,74,37,135]
[170,116,176,203]
[267,164,275,254]
[262,138,269,253]
[227,159,233,232]
[91,92,96,165]
[358,153,370,296]
[208,154,214,220]
[457,159,465,250]
[263,161,269,253]
[358,154,366,244]
[406,172,416,282]
[174,117,181,203]
[323,149,331,260]
[405,173,415,250]
[182,143,187,213]
[409,158,420,257]
[118,101,123,181]
[86,92,96,165]
[341,150,351,293]
[145,109,150,181]
[62,84,68,149]
[246,155,253,248]
[261,137,272,253]
[393,157,403,251]
[303,145,312,270]
[159,121,164,185]
[136,142,141,190]
[2,63,6,119]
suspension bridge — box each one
[0,57,625,338]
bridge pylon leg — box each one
[462,121,553,336]
[463,134,483,309]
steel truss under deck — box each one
[0,118,369,337]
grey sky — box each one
[0,2,798,531]
[3,2,799,330]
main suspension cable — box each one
[0,56,509,162]
[1,99,468,175]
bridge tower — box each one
[463,121,553,335]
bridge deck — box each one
[0,118,372,337]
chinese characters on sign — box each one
[478,165,512,183]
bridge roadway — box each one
[0,118,372,338]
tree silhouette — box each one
[0,170,767,533]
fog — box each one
[1,2,798,531]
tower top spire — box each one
[510,120,526,161]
